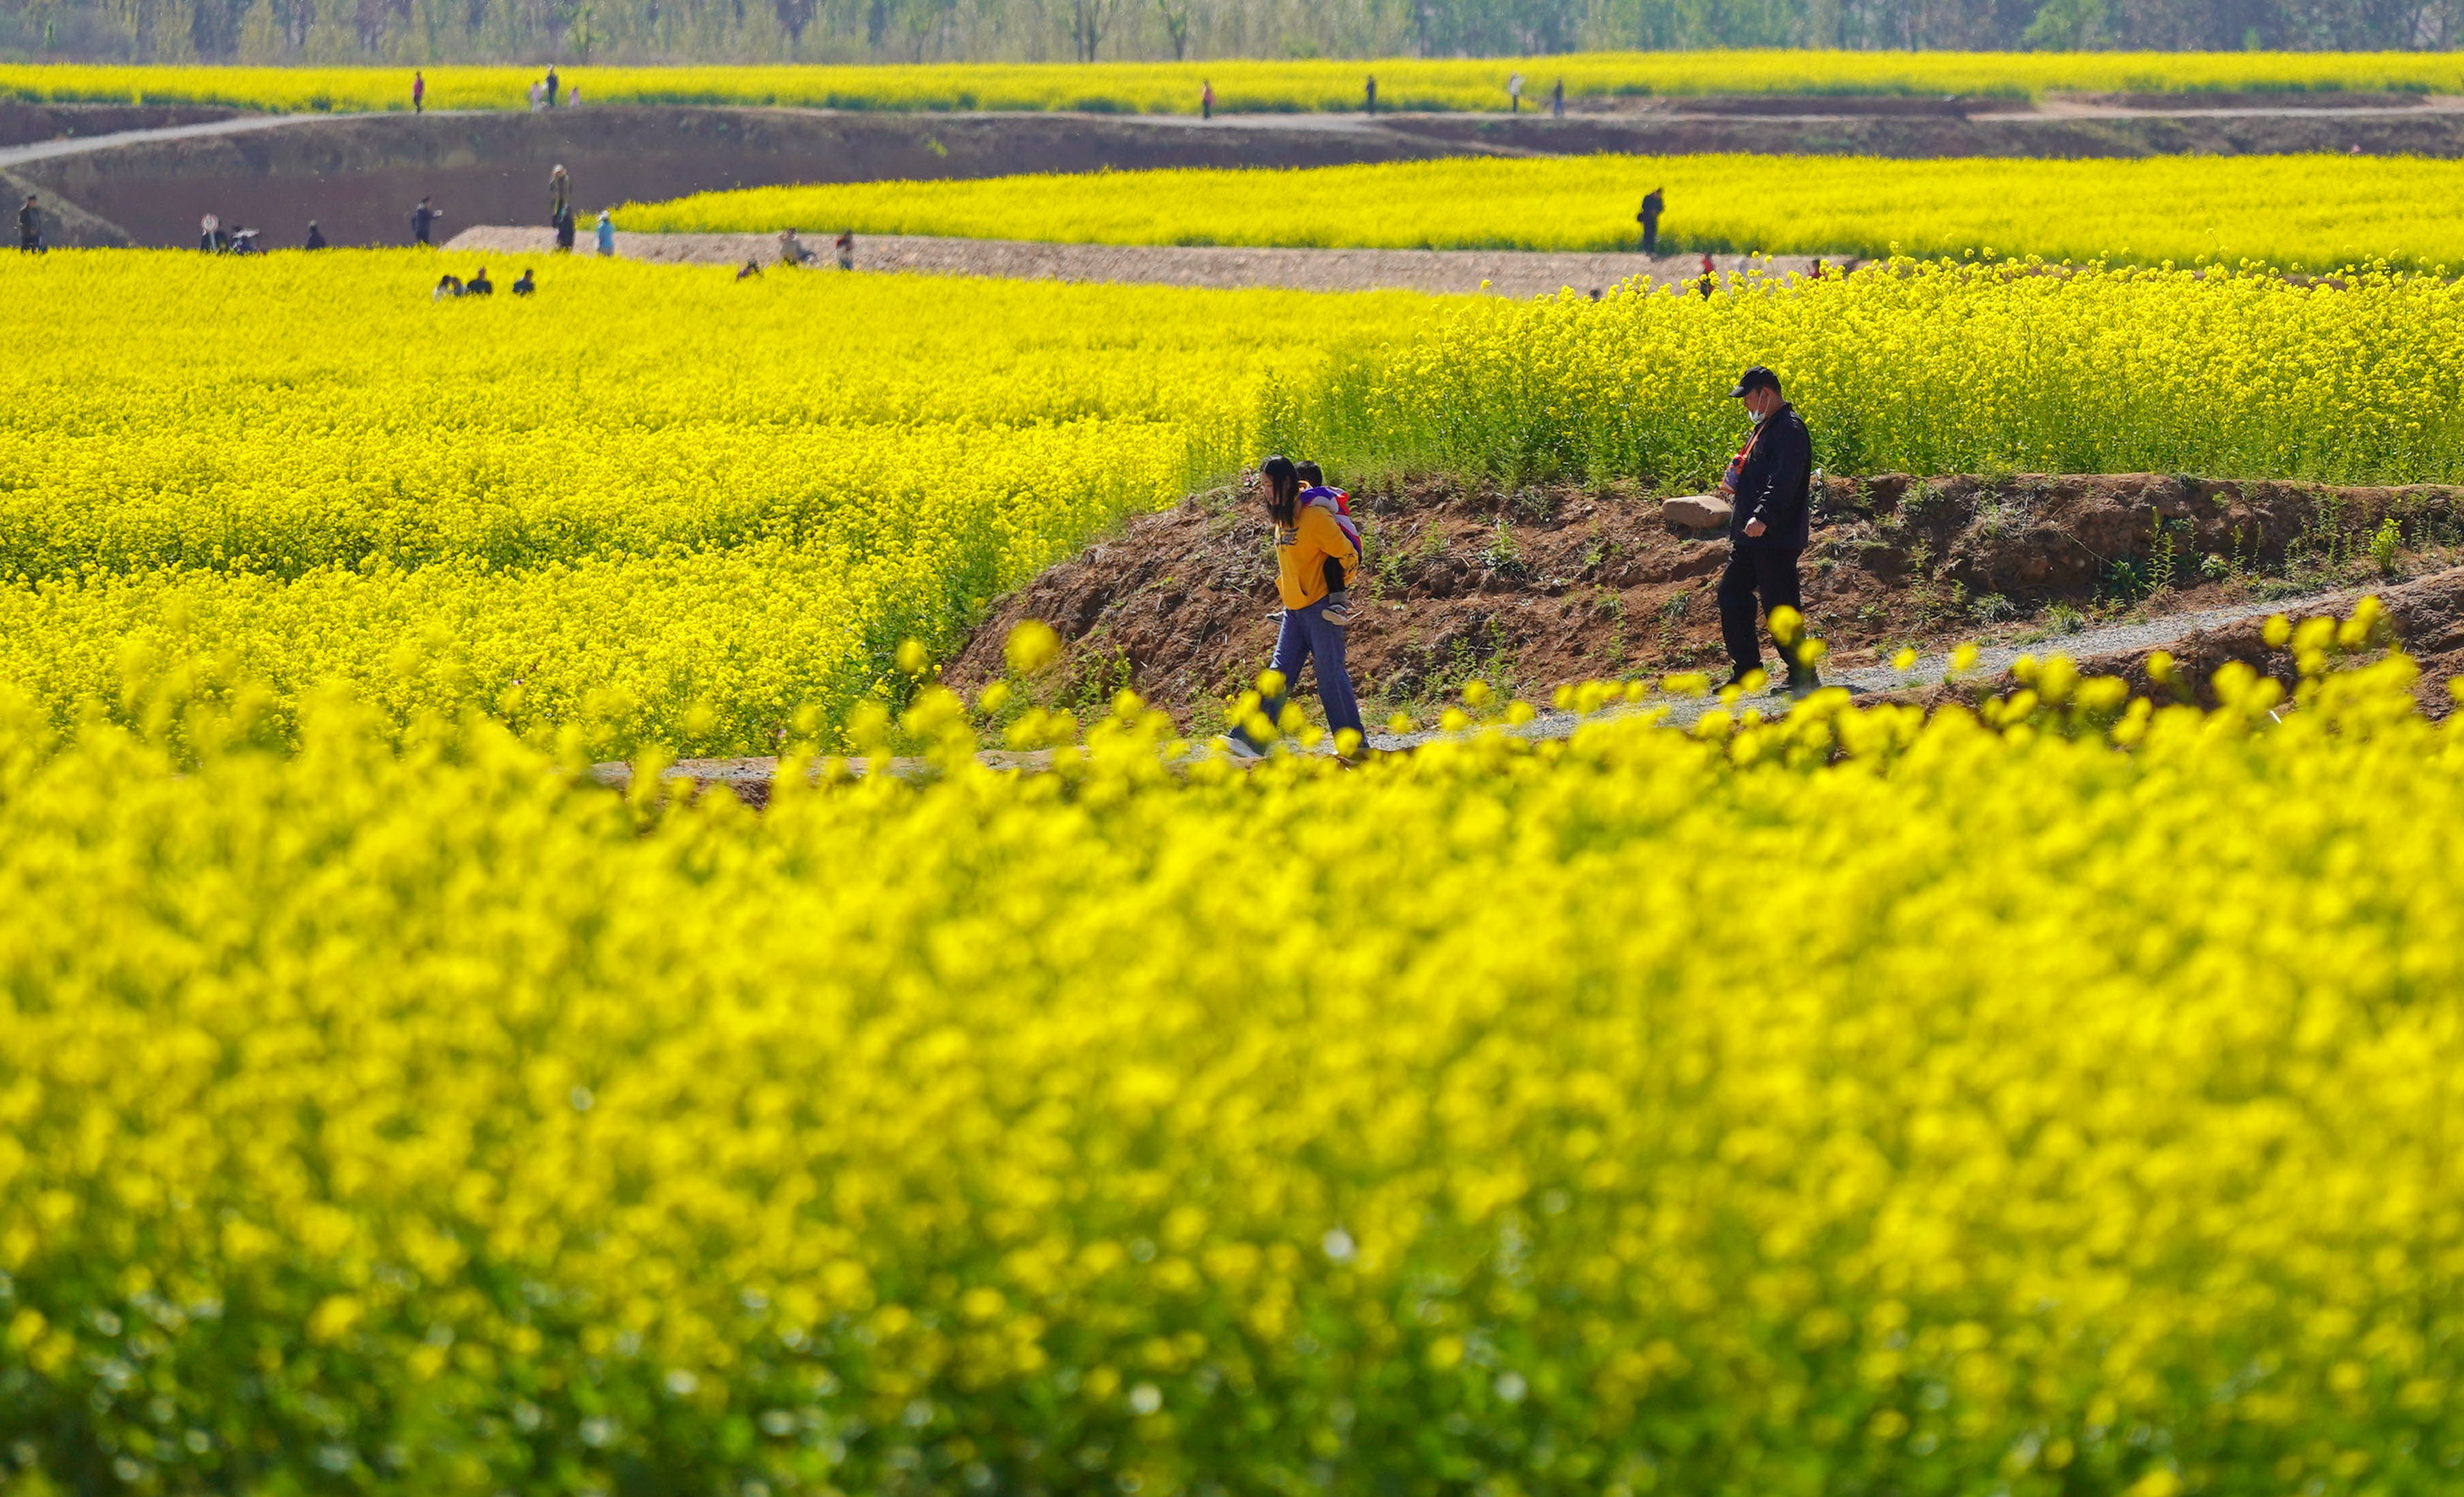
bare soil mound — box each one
[946,472,2464,732]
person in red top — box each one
[1202,81,1215,120]
[412,71,425,114]
[1222,456,1364,759]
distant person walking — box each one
[834,230,854,270]
[1715,365,1819,696]
[528,79,544,110]
[596,209,615,256]
[304,220,326,250]
[1638,186,1663,254]
[778,228,812,266]
[549,164,574,251]
[1222,455,1365,759]
[199,212,222,252]
[466,264,494,296]
[568,84,580,106]
[1550,78,1564,117]
[16,194,39,253]
[1508,72,1523,113]
[1202,80,1214,120]
[544,65,560,107]
[411,70,425,114]
[1364,75,1376,115]
[1697,252,1716,298]
[411,196,441,247]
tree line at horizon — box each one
[0,0,2455,73]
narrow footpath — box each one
[592,571,2431,803]
[447,224,1842,298]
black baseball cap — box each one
[1728,365,1781,397]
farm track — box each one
[445,223,1844,297]
[594,564,2464,806]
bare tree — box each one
[1153,0,1189,55]
[1067,0,1118,56]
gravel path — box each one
[1370,585,2347,751]
[0,111,398,169]
[592,580,2366,797]
[447,224,1844,297]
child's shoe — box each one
[1321,592,1354,627]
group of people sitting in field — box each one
[432,266,536,300]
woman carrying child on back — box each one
[1221,455,1365,761]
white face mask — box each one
[1747,405,1768,425]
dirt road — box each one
[445,224,1841,298]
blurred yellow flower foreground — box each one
[0,638,2457,1496]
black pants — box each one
[1717,546,1802,680]
[1642,219,1659,254]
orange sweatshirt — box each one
[1275,504,1360,610]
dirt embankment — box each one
[26,99,2464,250]
[945,473,2464,731]
[10,106,1495,249]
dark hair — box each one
[1259,455,1300,527]
[1295,460,1323,486]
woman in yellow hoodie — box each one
[1225,455,1365,758]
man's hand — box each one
[1745,518,1767,538]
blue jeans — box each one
[1240,600,1364,748]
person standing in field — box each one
[835,230,854,270]
[549,165,574,251]
[1716,365,1819,696]
[304,220,326,250]
[528,80,544,110]
[17,195,39,253]
[1508,72,1523,113]
[1638,186,1663,254]
[596,209,615,256]
[1202,80,1214,120]
[545,65,560,108]
[778,228,813,266]
[1550,78,1564,117]
[1364,75,1376,115]
[199,212,222,252]
[1697,251,1715,298]
[1222,456,1365,760]
[411,71,424,114]
[411,196,441,246]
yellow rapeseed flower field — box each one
[630,152,2464,271]
[3,52,2462,115]
[1,630,2460,1494]
[1267,256,2464,488]
[0,250,1433,757]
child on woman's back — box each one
[1295,462,1360,626]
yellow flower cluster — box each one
[1268,257,2464,488]
[1,629,2460,1494]
[4,51,2461,115]
[630,151,2464,272]
[0,250,1429,757]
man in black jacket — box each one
[1716,365,1820,695]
